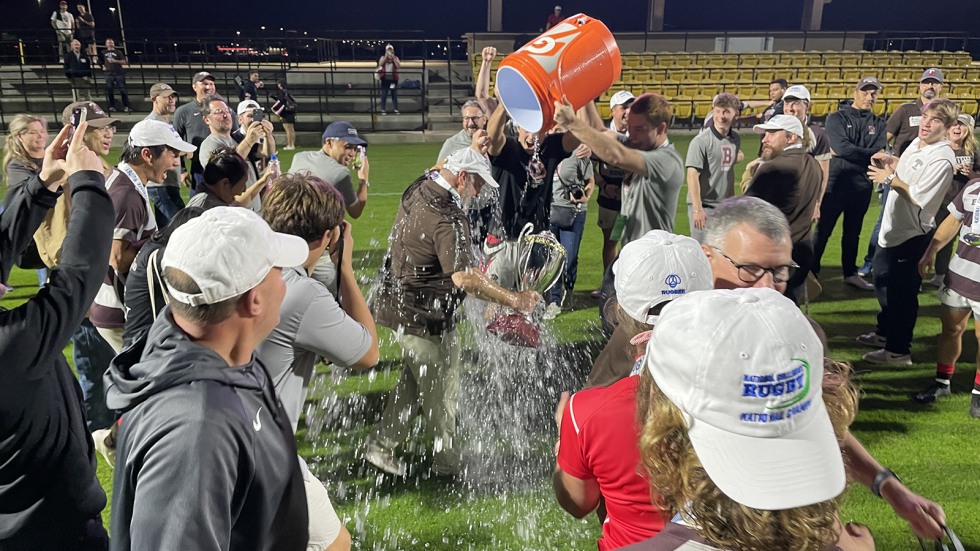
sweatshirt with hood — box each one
[0,171,112,549]
[825,103,887,195]
[104,308,308,551]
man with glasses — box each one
[437,100,487,164]
[89,119,196,352]
[289,121,370,219]
[198,95,270,209]
[144,82,183,227]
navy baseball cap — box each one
[322,121,366,145]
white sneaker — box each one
[380,111,387,116]
[393,109,400,114]
[92,428,116,468]
[542,303,561,320]
[843,274,874,291]
[283,145,295,151]
[862,348,912,366]
[365,441,406,476]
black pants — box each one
[105,73,130,109]
[811,189,872,278]
[786,239,814,305]
[872,233,931,355]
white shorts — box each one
[299,457,343,551]
[938,285,980,319]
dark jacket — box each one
[105,309,308,551]
[825,103,887,194]
[374,175,474,337]
[64,50,93,78]
[0,171,112,549]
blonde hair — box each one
[3,114,47,185]
[635,358,858,551]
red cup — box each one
[496,14,621,133]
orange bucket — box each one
[496,14,621,133]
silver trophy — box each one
[487,226,566,347]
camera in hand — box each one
[568,185,585,201]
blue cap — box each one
[322,121,366,145]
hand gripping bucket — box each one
[496,14,621,133]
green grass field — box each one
[3,134,979,550]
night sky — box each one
[9,0,980,39]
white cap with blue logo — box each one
[645,288,844,510]
[612,230,712,324]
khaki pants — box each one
[373,330,462,473]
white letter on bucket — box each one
[496,14,622,133]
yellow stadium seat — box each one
[671,96,694,123]
[810,99,836,119]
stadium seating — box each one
[473,49,978,127]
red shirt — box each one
[546,13,563,28]
[558,375,666,550]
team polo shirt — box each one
[684,124,740,208]
[256,266,373,431]
[558,375,666,550]
[886,99,925,156]
[807,124,832,162]
[90,164,157,329]
[878,138,955,248]
[619,135,685,245]
[288,150,359,212]
[945,179,980,301]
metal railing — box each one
[0,29,469,67]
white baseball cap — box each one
[444,148,499,188]
[782,85,811,103]
[128,119,196,153]
[609,90,635,110]
[613,230,712,324]
[162,207,309,306]
[645,288,844,510]
[753,114,805,139]
[236,99,261,116]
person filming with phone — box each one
[376,44,401,115]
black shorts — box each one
[278,110,296,124]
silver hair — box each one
[461,100,484,115]
[703,196,790,248]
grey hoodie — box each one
[104,308,308,551]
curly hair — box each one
[634,358,859,551]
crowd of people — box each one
[0,32,976,551]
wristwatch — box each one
[883,173,896,187]
[871,467,900,497]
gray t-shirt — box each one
[436,129,473,165]
[143,112,180,188]
[619,136,684,245]
[551,155,594,210]
[256,266,373,431]
[288,150,358,210]
[685,126,741,208]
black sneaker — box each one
[970,394,980,419]
[914,383,951,404]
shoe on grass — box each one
[542,303,561,320]
[862,348,912,366]
[843,274,874,291]
[92,428,116,468]
[855,332,886,348]
[914,382,951,404]
[365,441,406,477]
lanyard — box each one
[116,162,149,204]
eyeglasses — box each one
[208,109,231,116]
[90,125,117,133]
[463,116,485,122]
[709,245,798,284]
